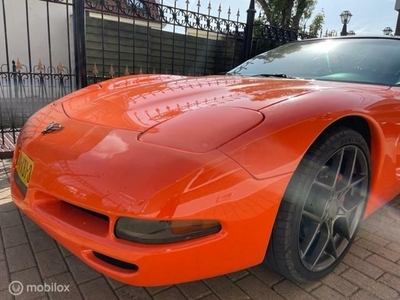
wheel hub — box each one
[326,200,339,219]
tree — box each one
[308,10,324,37]
[255,0,322,32]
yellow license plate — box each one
[16,150,34,187]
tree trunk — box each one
[281,0,294,29]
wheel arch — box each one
[313,115,387,216]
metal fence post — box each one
[243,0,256,61]
[73,0,88,89]
[12,60,18,98]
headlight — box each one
[114,218,221,244]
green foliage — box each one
[308,10,324,37]
[255,0,323,32]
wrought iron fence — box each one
[1,0,308,156]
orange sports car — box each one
[11,36,400,286]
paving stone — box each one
[35,248,68,278]
[6,244,36,273]
[376,207,400,223]
[115,285,152,300]
[177,280,212,300]
[355,239,400,262]
[200,295,219,300]
[387,242,400,255]
[321,272,358,297]
[226,269,250,282]
[357,229,390,247]
[44,272,82,300]
[0,289,13,300]
[152,287,188,300]
[204,275,250,300]
[366,254,400,277]
[0,194,15,211]
[65,255,101,285]
[367,211,395,225]
[0,177,10,190]
[0,248,5,261]
[374,229,400,245]
[236,275,284,300]
[350,289,381,300]
[342,253,384,280]
[79,277,117,300]
[105,276,125,290]
[0,230,6,261]
[295,280,322,293]
[0,260,11,291]
[57,244,73,258]
[348,243,373,259]
[378,273,400,293]
[360,222,380,234]
[248,265,284,287]
[145,285,173,296]
[28,230,57,253]
[273,280,317,300]
[342,268,398,300]
[10,267,46,300]
[2,225,28,248]
[332,262,349,275]
[311,284,347,300]
[22,216,41,233]
[0,209,23,228]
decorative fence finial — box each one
[92,63,99,76]
[57,61,64,74]
[16,59,22,72]
[38,59,44,72]
[124,65,130,76]
[109,65,115,77]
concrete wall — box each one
[0,0,74,72]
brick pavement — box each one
[1,158,400,300]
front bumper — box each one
[11,170,292,286]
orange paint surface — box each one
[11,74,400,285]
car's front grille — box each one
[64,202,109,222]
[36,200,110,237]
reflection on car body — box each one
[11,36,400,286]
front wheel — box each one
[266,127,370,282]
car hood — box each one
[62,75,318,132]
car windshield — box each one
[228,38,400,86]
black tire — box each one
[266,126,370,282]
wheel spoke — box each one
[348,173,368,191]
[302,210,323,223]
[338,147,358,190]
[336,196,365,240]
[313,180,334,192]
[300,222,322,259]
[328,235,339,259]
[331,149,345,189]
[308,227,330,270]
[346,197,366,214]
